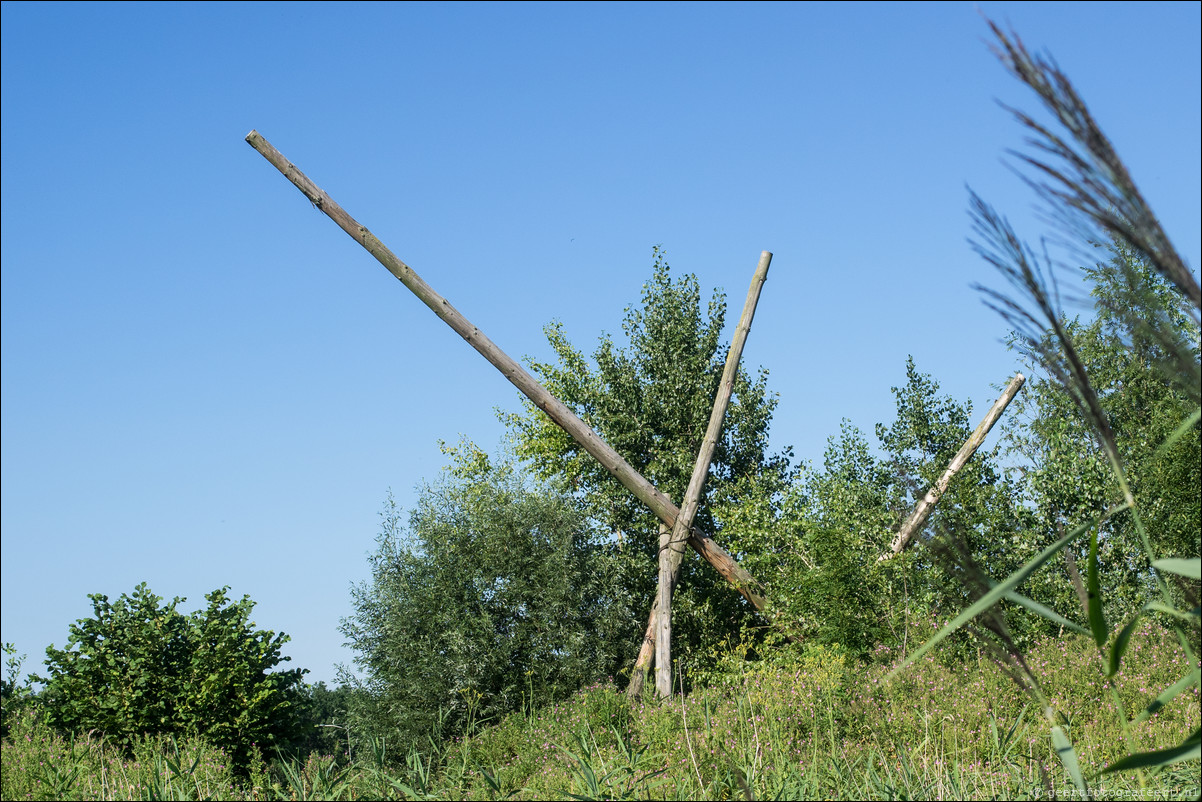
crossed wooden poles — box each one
[246,131,1025,699]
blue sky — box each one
[3,1,1199,686]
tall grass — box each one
[3,624,1196,800]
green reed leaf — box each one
[1151,407,1200,462]
[1152,558,1201,581]
[1051,725,1088,795]
[1142,602,1202,623]
[1087,528,1108,650]
[1132,670,1201,725]
[1107,615,1141,678]
[1002,590,1090,636]
[1102,727,1201,773]
[886,510,1121,682]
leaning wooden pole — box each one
[882,372,1026,558]
[631,252,771,699]
[245,130,766,609]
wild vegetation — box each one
[3,623,1197,800]
[2,20,1198,801]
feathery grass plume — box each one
[969,193,1125,492]
[970,19,1200,603]
[984,20,1202,411]
[984,19,1200,313]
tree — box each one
[339,441,625,744]
[1,643,36,739]
[293,681,356,760]
[502,248,790,678]
[713,420,894,657]
[999,241,1202,619]
[717,358,1031,658]
[34,583,307,770]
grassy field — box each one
[2,623,1197,800]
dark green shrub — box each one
[35,583,307,772]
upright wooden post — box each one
[653,521,674,697]
[651,252,771,698]
[882,372,1026,558]
[245,130,767,609]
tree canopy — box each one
[998,241,1202,619]
[339,441,625,743]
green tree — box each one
[875,360,1037,633]
[717,358,1031,658]
[294,681,356,760]
[1000,241,1202,619]
[502,248,790,675]
[34,583,307,770]
[339,441,624,745]
[713,421,895,657]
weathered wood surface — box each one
[883,372,1026,558]
[654,522,675,698]
[245,130,766,609]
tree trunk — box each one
[625,596,659,699]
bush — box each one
[34,583,308,772]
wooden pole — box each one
[245,130,767,609]
[653,521,674,698]
[649,252,772,699]
[882,372,1026,558]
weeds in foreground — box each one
[2,624,1197,800]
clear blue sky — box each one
[3,1,1199,686]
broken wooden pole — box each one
[634,251,771,699]
[245,130,767,610]
[882,372,1026,558]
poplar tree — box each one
[502,249,790,676]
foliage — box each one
[502,247,792,676]
[999,241,1201,621]
[338,441,626,748]
[294,681,357,761]
[1,642,35,739]
[33,583,308,772]
[715,358,1032,658]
